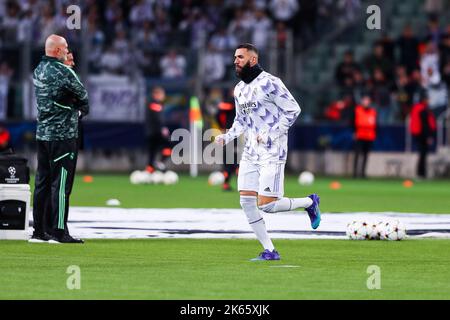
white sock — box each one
[259,197,313,213]
[240,195,275,251]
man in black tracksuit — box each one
[30,35,89,243]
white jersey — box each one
[223,71,301,163]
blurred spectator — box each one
[420,41,441,87]
[425,16,443,47]
[335,50,360,87]
[365,43,394,82]
[370,68,392,124]
[393,66,415,120]
[425,67,448,119]
[99,45,123,74]
[337,0,361,25]
[134,20,161,49]
[129,0,154,28]
[2,0,21,43]
[269,0,299,27]
[396,25,420,73]
[178,8,215,49]
[275,21,289,49]
[201,43,226,84]
[424,0,444,18]
[251,9,272,50]
[440,32,450,87]
[38,3,57,44]
[159,49,187,79]
[378,33,395,63]
[228,7,253,44]
[209,27,238,65]
[352,69,367,102]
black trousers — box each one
[147,133,169,168]
[33,139,78,236]
[353,140,373,178]
[223,140,238,184]
[415,136,429,178]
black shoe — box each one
[28,232,57,243]
[50,234,84,244]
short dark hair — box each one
[236,43,258,55]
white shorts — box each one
[238,160,285,198]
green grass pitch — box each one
[1,174,450,299]
[65,174,450,213]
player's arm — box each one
[215,97,246,145]
[60,64,89,117]
[272,78,300,133]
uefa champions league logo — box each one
[8,166,16,178]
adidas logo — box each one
[264,187,271,192]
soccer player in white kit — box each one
[215,44,321,261]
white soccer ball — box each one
[378,221,390,240]
[346,221,356,239]
[140,171,153,184]
[152,170,164,184]
[356,221,371,240]
[130,170,145,185]
[208,171,225,186]
[106,198,121,206]
[384,220,407,241]
[163,170,179,185]
[347,221,365,240]
[298,171,314,186]
[367,221,380,240]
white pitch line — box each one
[26,207,450,239]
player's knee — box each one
[258,197,277,213]
[259,202,276,213]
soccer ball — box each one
[367,221,380,240]
[140,171,153,184]
[384,220,407,241]
[130,170,145,184]
[152,170,164,184]
[163,171,179,185]
[378,221,390,240]
[347,221,369,240]
[346,221,356,239]
[208,171,225,186]
[298,171,314,186]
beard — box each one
[235,61,251,79]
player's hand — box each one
[65,52,75,67]
[256,131,269,144]
[215,134,226,146]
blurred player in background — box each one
[352,92,377,178]
[145,86,171,173]
[216,88,238,191]
[215,43,321,261]
[410,90,437,179]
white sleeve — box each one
[223,97,246,144]
[270,78,301,133]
